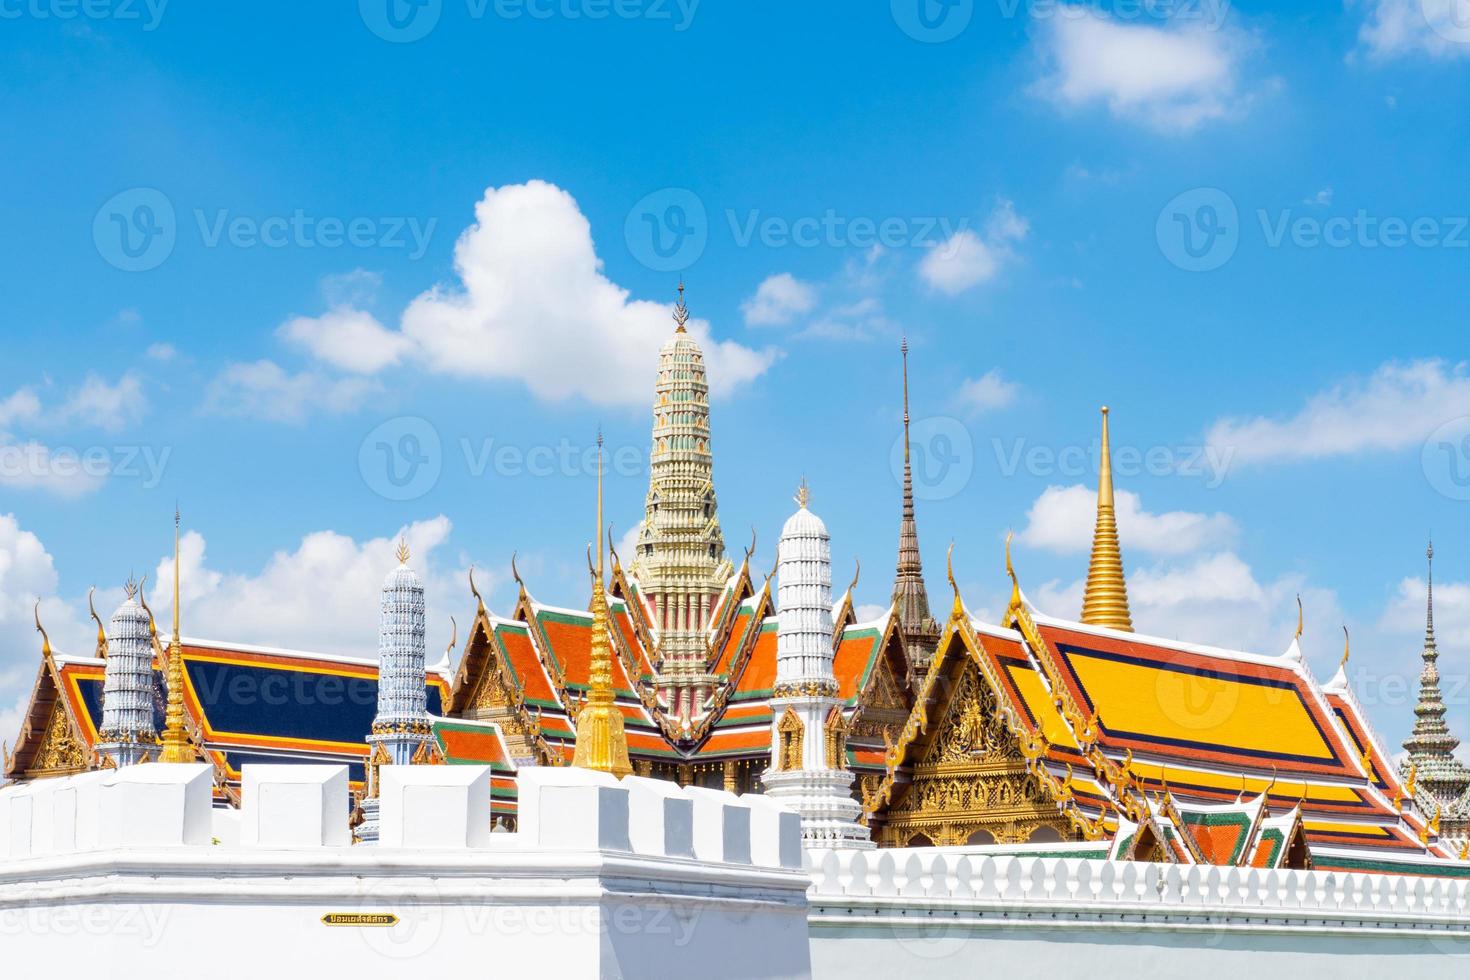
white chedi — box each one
[761,484,873,849]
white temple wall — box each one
[0,764,811,980]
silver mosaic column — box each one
[97,580,158,767]
[358,541,430,844]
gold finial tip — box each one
[1101,405,1110,415]
[795,478,810,509]
[395,537,411,565]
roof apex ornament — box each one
[891,335,939,666]
[1295,594,1304,641]
[1005,530,1021,612]
[446,616,458,659]
[846,557,861,598]
[673,278,689,332]
[34,601,52,659]
[1341,625,1350,669]
[947,541,963,621]
[795,478,810,510]
[1080,406,1134,632]
[469,564,485,610]
[396,537,411,566]
[510,552,525,594]
[88,587,106,657]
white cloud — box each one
[55,373,146,431]
[393,181,775,405]
[742,273,819,327]
[1304,187,1334,206]
[919,201,1029,295]
[204,360,380,424]
[1032,551,1336,661]
[1206,359,1470,465]
[1019,484,1238,555]
[278,307,412,374]
[956,369,1021,414]
[145,342,178,362]
[148,517,488,662]
[0,389,41,428]
[1032,7,1249,132]
[1379,572,1470,649]
[1357,0,1470,60]
[803,297,897,342]
[0,515,91,762]
[0,439,108,497]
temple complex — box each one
[4,284,1469,876]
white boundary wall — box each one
[806,846,1470,977]
[0,764,810,980]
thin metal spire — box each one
[891,337,939,665]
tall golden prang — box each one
[1080,407,1134,631]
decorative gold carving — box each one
[773,679,838,700]
[825,709,849,770]
[28,703,88,777]
[777,708,804,772]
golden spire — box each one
[572,430,632,777]
[160,508,195,763]
[396,537,411,565]
[1080,407,1134,631]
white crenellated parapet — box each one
[805,845,1470,976]
[0,764,811,980]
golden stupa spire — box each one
[160,507,195,763]
[1080,407,1134,631]
[572,430,632,777]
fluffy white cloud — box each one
[1032,7,1249,132]
[1032,551,1337,664]
[742,273,818,327]
[956,369,1021,414]
[148,516,489,662]
[204,360,380,424]
[1019,484,1238,555]
[919,201,1028,295]
[54,373,147,432]
[397,181,775,405]
[278,306,412,374]
[1357,0,1470,60]
[1379,572,1470,649]
[1206,359,1470,465]
[0,390,41,428]
[145,343,178,362]
[0,515,91,767]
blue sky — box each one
[3,0,1470,752]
